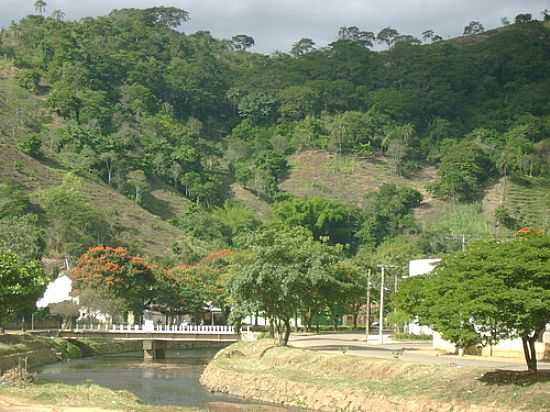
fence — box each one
[72,324,239,335]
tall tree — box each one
[290,38,316,57]
[33,0,47,16]
[229,226,342,345]
[463,21,485,35]
[337,26,375,48]
[232,35,255,51]
[397,232,550,371]
[0,251,48,331]
[377,27,400,47]
[73,246,157,317]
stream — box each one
[38,348,274,410]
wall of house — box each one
[433,331,550,360]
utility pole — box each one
[377,264,398,345]
[365,269,371,342]
[379,265,385,344]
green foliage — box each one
[234,150,289,200]
[420,202,493,254]
[229,226,344,344]
[358,184,423,247]
[17,132,43,158]
[38,174,113,255]
[15,68,40,92]
[0,181,30,219]
[0,215,46,261]
[430,141,495,201]
[0,251,48,325]
[273,197,360,248]
[396,234,550,370]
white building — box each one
[36,273,74,309]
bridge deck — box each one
[60,324,242,342]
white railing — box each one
[73,324,237,335]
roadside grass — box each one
[212,341,550,411]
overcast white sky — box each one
[1,1,548,53]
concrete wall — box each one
[433,331,550,360]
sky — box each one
[0,1,548,53]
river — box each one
[37,348,265,409]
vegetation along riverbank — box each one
[0,334,201,412]
[201,340,550,412]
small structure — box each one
[36,272,73,309]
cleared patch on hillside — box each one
[0,144,187,258]
[280,150,439,216]
[502,177,550,229]
[231,183,272,221]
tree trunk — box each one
[521,335,538,372]
[282,319,291,346]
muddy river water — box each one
[38,348,271,409]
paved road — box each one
[289,333,550,371]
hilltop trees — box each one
[463,21,485,35]
[377,27,399,47]
[337,26,375,48]
[232,35,255,51]
[290,38,316,57]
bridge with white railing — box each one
[60,324,244,360]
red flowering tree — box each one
[73,246,157,317]
[156,250,233,319]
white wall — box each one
[408,258,442,278]
[36,274,73,308]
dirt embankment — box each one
[0,334,141,373]
[201,340,550,412]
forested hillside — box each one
[1,5,550,264]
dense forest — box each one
[1,4,550,336]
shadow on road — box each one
[479,369,550,386]
[294,345,421,353]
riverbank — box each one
[201,340,550,412]
[0,334,196,411]
[0,333,141,372]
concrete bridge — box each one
[60,324,242,360]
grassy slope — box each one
[202,340,550,412]
[0,144,188,258]
[279,150,447,224]
[0,60,193,259]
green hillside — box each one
[1,7,549,262]
[0,143,189,258]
